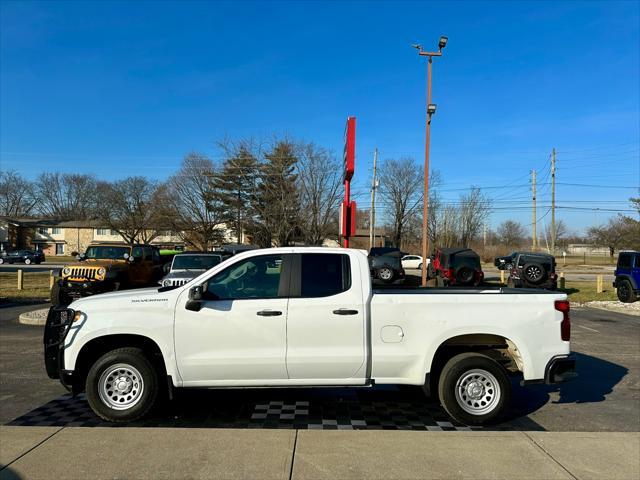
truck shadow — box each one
[507,351,628,420]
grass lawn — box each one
[559,280,618,303]
[0,272,51,304]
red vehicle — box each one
[431,248,484,287]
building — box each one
[0,217,185,255]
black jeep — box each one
[506,252,557,290]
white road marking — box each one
[577,324,600,333]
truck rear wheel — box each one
[85,347,159,423]
[437,352,511,426]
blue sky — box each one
[1,0,638,234]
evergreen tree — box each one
[216,146,258,243]
[250,141,299,247]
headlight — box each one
[97,267,106,277]
[163,279,171,286]
[62,267,71,276]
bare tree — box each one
[378,158,423,248]
[544,220,568,249]
[34,172,98,219]
[164,153,228,250]
[95,177,163,245]
[296,143,342,245]
[0,171,37,216]
[437,204,461,248]
[588,214,640,257]
[497,220,526,247]
[458,187,491,247]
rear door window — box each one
[618,254,632,268]
[301,253,351,297]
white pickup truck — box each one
[44,247,575,425]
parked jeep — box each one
[160,251,229,287]
[506,252,557,290]
[494,252,517,271]
[613,250,639,303]
[431,248,484,287]
[368,247,405,284]
[51,244,164,305]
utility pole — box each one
[531,169,537,250]
[551,148,556,254]
[369,148,378,249]
[413,35,448,287]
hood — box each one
[69,286,167,310]
[67,259,127,268]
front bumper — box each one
[61,278,113,297]
[43,306,75,391]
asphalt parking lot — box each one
[0,302,638,432]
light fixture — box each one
[438,36,448,50]
[427,104,437,115]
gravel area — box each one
[578,301,640,316]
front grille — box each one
[167,279,188,287]
[68,267,98,280]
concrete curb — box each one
[18,308,49,326]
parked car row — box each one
[51,243,259,305]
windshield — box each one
[172,255,221,270]
[85,246,130,260]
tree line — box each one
[0,138,343,250]
[2,140,636,254]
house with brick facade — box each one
[0,217,186,256]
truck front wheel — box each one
[438,352,511,426]
[85,347,159,423]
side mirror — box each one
[77,253,86,261]
[186,285,203,312]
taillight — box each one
[555,300,570,341]
[442,268,454,279]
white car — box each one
[401,255,428,270]
[44,247,575,426]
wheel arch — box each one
[73,334,172,391]
[423,332,528,395]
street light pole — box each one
[414,36,447,287]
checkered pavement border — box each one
[7,392,486,431]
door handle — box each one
[256,310,282,316]
[333,309,359,315]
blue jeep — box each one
[614,251,640,303]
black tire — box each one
[617,279,637,303]
[24,258,32,265]
[50,281,72,306]
[522,262,547,285]
[417,263,423,270]
[85,347,159,423]
[437,352,511,426]
[455,267,474,285]
[377,266,395,283]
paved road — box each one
[0,303,638,432]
